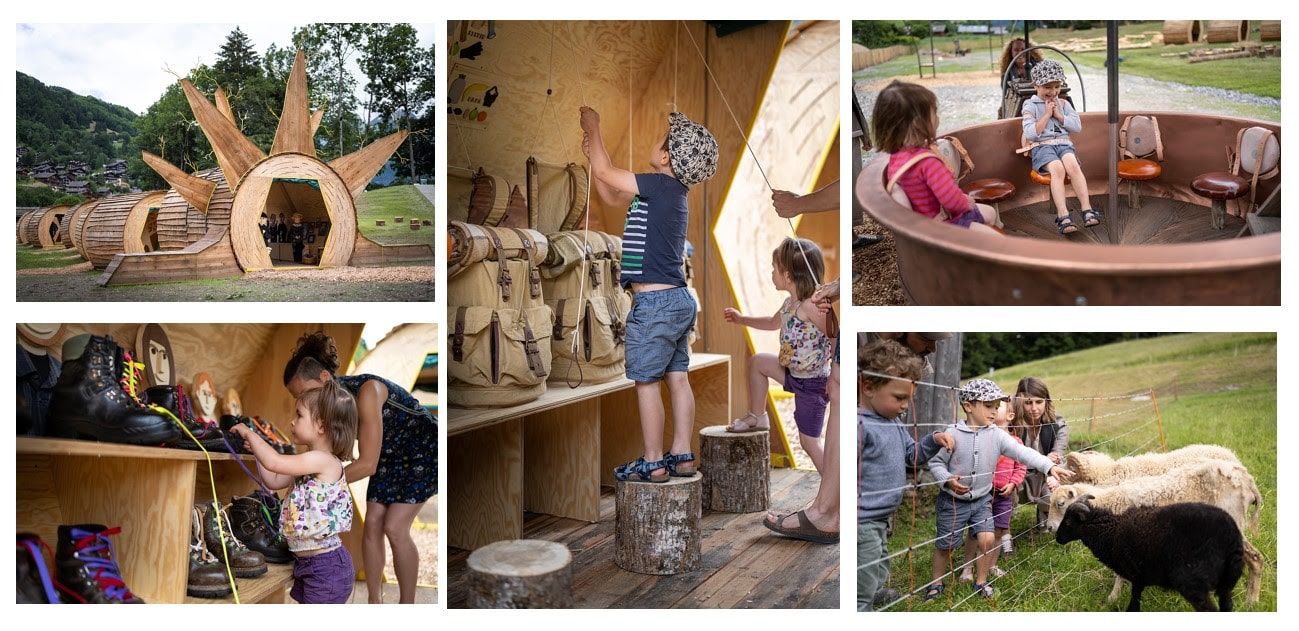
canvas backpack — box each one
[540,230,631,386]
[448,221,554,407]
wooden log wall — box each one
[156,169,231,251]
[1163,20,1201,45]
[28,323,363,440]
[69,201,100,258]
[81,191,165,269]
[60,201,96,248]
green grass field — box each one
[875,332,1277,612]
[355,185,437,247]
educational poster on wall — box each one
[447,20,501,127]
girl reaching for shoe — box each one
[228,379,357,604]
[723,237,834,474]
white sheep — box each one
[1065,443,1240,486]
[1047,460,1264,605]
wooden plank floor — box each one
[447,467,839,609]
[1001,196,1248,244]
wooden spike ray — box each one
[214,87,236,126]
[140,151,216,215]
[329,131,409,199]
[272,50,315,157]
[180,78,266,189]
[310,109,325,138]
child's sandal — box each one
[726,411,770,433]
[973,582,995,599]
[1081,208,1101,227]
[923,583,945,602]
[664,452,697,477]
[1055,215,1079,234]
[613,456,669,483]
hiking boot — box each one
[221,415,295,455]
[144,386,230,451]
[188,507,233,598]
[17,533,62,603]
[227,493,292,564]
[46,335,180,446]
[872,587,900,608]
[55,524,144,603]
[198,501,267,578]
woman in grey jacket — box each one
[1013,377,1069,530]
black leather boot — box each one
[187,507,234,598]
[144,386,230,451]
[198,501,267,578]
[46,335,181,446]
[227,493,292,564]
[17,533,62,603]
[55,524,144,603]
[220,415,295,454]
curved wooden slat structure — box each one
[69,200,101,257]
[23,205,71,248]
[1162,20,1201,45]
[229,153,356,270]
[35,205,72,247]
[81,191,166,269]
[1205,20,1249,44]
[98,226,242,286]
[17,208,39,244]
[1260,21,1280,42]
[855,112,1280,305]
[59,201,95,248]
[156,169,232,251]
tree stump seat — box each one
[699,426,769,513]
[614,475,701,575]
[466,539,572,608]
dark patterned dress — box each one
[337,374,438,504]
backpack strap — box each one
[482,226,512,303]
[520,311,546,378]
[452,306,468,362]
[507,227,542,298]
[560,163,590,231]
[552,298,567,342]
[937,136,975,181]
[885,151,952,222]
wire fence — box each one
[860,374,1171,611]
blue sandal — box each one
[973,582,995,599]
[1081,208,1101,227]
[663,452,697,477]
[923,582,945,602]
[1055,215,1079,234]
[614,456,669,483]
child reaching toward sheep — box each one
[959,399,1025,584]
[926,378,1073,601]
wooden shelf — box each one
[17,436,255,461]
[183,563,294,604]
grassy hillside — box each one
[879,332,1276,611]
[356,185,436,249]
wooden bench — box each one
[447,352,730,550]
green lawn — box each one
[355,185,436,248]
[878,333,1277,612]
[15,245,86,271]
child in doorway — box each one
[1021,59,1099,234]
[958,399,1025,584]
[926,378,1073,601]
[580,105,718,483]
[871,80,1000,233]
[722,237,833,473]
[228,380,358,603]
[857,338,954,611]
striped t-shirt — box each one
[620,173,688,288]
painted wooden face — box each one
[194,377,218,421]
[223,388,242,417]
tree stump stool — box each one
[465,539,573,608]
[375,220,386,226]
[614,475,701,574]
[393,216,404,223]
[410,222,421,230]
[699,425,770,512]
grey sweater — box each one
[859,408,943,523]
[1021,95,1082,144]
[929,420,1056,502]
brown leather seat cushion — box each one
[963,178,1016,203]
[1117,158,1161,180]
[1029,169,1069,186]
[1191,171,1249,200]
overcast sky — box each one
[14,23,435,115]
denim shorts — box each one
[290,546,354,604]
[1032,143,1078,174]
[934,493,993,550]
[625,286,697,382]
[783,370,828,438]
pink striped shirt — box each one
[886,146,975,223]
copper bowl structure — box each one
[855,111,1280,305]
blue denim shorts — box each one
[1032,143,1078,174]
[625,286,697,382]
[290,546,354,604]
[934,493,993,550]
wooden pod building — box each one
[1260,21,1280,42]
[80,191,165,269]
[17,207,42,245]
[1205,20,1249,44]
[67,200,101,256]
[21,205,72,248]
[155,169,232,251]
[1163,20,1201,45]
[60,201,97,249]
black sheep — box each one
[1055,497,1244,611]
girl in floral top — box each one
[722,237,833,473]
[230,380,358,604]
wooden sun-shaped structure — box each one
[98,50,430,286]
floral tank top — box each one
[280,456,353,553]
[778,298,834,380]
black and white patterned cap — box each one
[667,112,718,187]
[960,378,1008,402]
[1030,59,1067,86]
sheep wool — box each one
[1065,443,1240,486]
[1055,501,1245,612]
